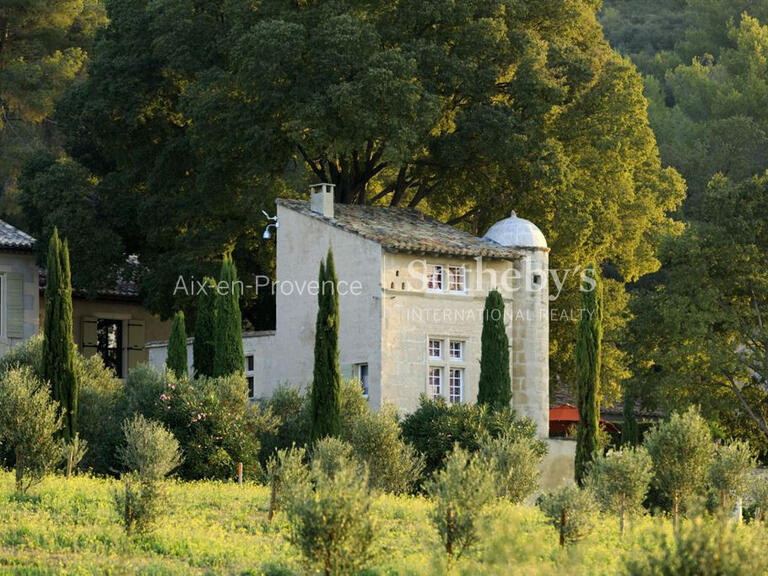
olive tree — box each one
[478,433,543,503]
[709,440,756,514]
[426,445,496,560]
[588,447,653,536]
[0,366,62,493]
[644,408,714,528]
[539,485,599,546]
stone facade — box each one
[148,186,552,438]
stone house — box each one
[0,217,170,376]
[150,184,551,437]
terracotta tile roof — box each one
[0,219,36,251]
[39,263,140,300]
[277,199,522,260]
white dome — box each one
[483,210,547,249]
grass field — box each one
[0,470,713,575]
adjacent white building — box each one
[149,184,551,437]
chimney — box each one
[310,183,335,218]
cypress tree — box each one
[477,289,511,411]
[42,229,78,441]
[167,311,188,378]
[621,384,639,446]
[193,277,216,377]
[575,263,603,485]
[310,248,342,441]
[213,255,244,377]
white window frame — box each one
[356,363,369,398]
[449,340,464,361]
[428,367,443,399]
[245,354,257,399]
[426,264,444,292]
[449,368,464,404]
[427,336,467,403]
[428,338,442,360]
[447,265,467,293]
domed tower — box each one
[484,211,549,438]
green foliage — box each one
[192,277,216,378]
[0,0,104,212]
[43,0,683,395]
[478,433,543,504]
[167,311,188,378]
[629,174,768,452]
[644,408,714,524]
[401,396,544,477]
[709,440,756,512]
[76,353,124,474]
[575,264,603,485]
[343,405,424,495]
[477,289,511,411]
[265,445,309,520]
[748,475,768,523]
[285,439,375,575]
[117,414,183,482]
[116,414,182,534]
[213,255,244,377]
[311,248,341,441]
[426,445,496,559]
[162,372,276,480]
[42,228,78,441]
[588,447,653,535]
[0,366,63,493]
[622,384,640,446]
[538,485,599,546]
[62,433,88,478]
[259,385,311,458]
[625,516,768,576]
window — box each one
[245,354,256,399]
[428,367,443,399]
[448,266,466,293]
[427,265,444,291]
[449,368,464,404]
[357,363,369,398]
[428,337,467,403]
[97,319,124,378]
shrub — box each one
[285,438,375,575]
[0,366,63,493]
[625,517,768,576]
[116,414,182,534]
[77,353,124,473]
[259,385,311,458]
[401,397,543,477]
[426,445,496,559]
[538,485,598,546]
[265,445,309,520]
[644,408,714,526]
[709,440,756,513]
[588,446,653,536]
[748,474,768,523]
[343,405,424,494]
[119,363,171,422]
[164,373,276,480]
[117,414,183,481]
[62,433,88,478]
[478,433,543,503]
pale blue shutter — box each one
[6,273,25,338]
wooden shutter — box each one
[6,273,25,339]
[81,316,99,358]
[127,320,146,370]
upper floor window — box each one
[449,340,464,361]
[428,339,442,359]
[427,265,444,291]
[428,367,443,400]
[448,266,466,293]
